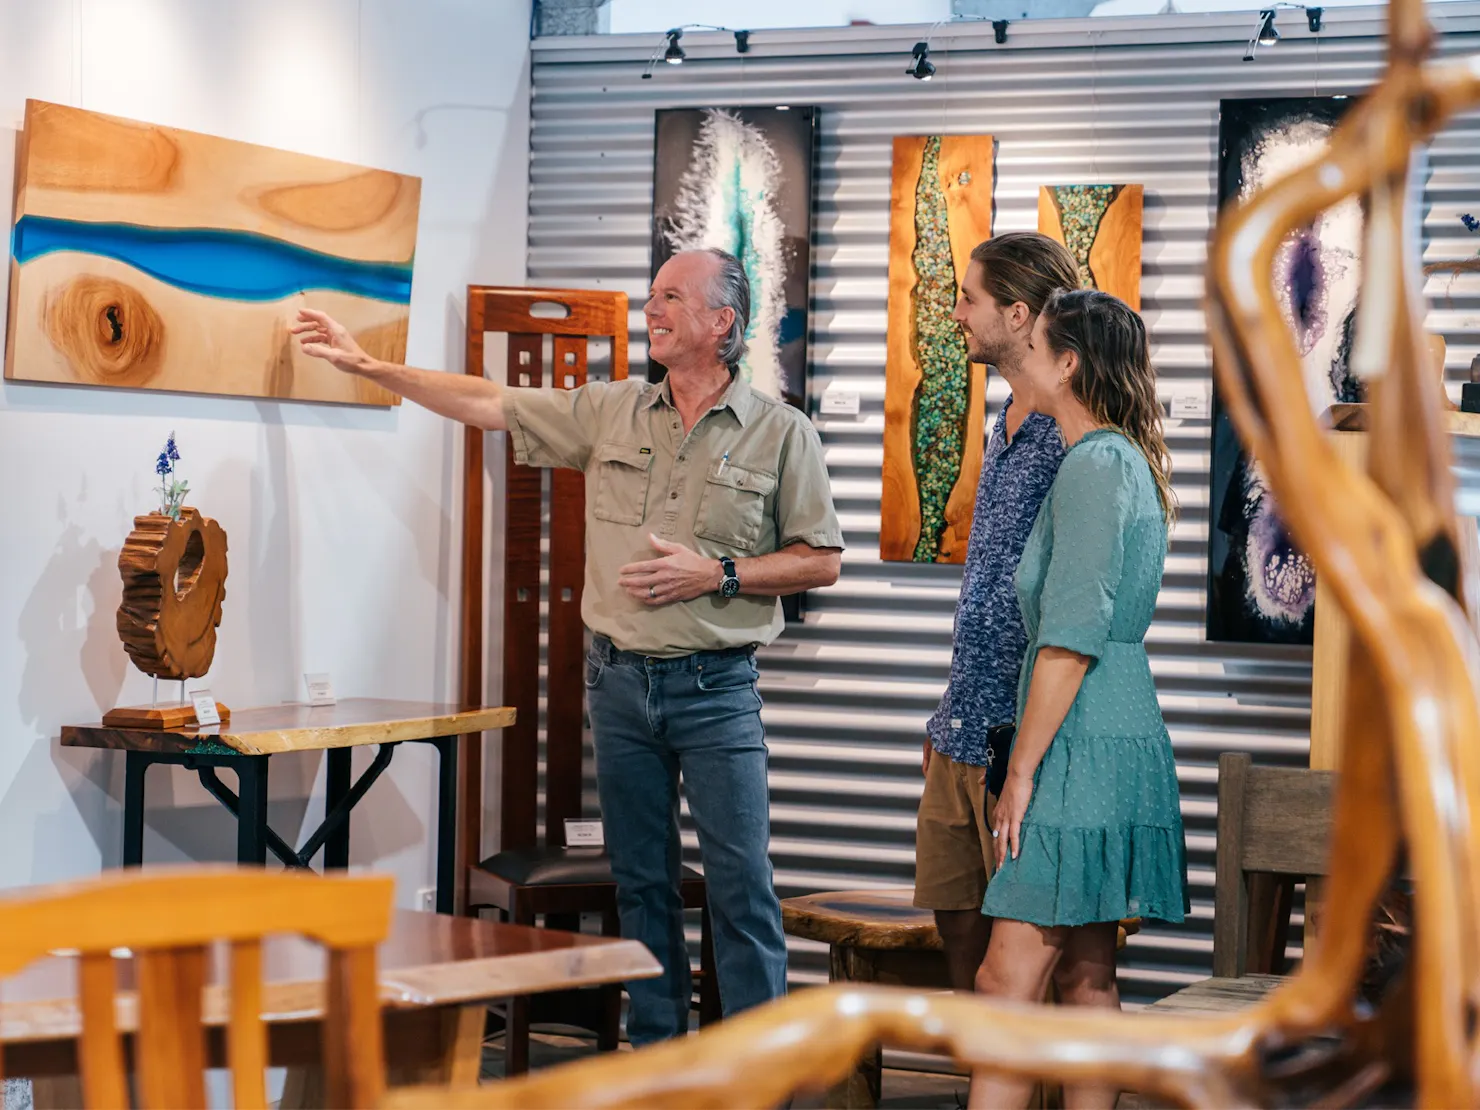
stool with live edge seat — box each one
[782,888,1139,1109]
[459,285,720,1076]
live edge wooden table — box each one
[0,907,660,1099]
[60,700,516,915]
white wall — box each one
[0,0,529,902]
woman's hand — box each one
[992,769,1035,868]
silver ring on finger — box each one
[649,585,656,599]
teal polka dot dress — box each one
[982,429,1190,927]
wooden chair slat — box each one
[326,945,385,1110]
[76,952,128,1110]
[229,939,269,1109]
[137,946,208,1109]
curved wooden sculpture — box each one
[390,1,1480,1105]
[116,507,228,680]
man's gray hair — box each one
[699,248,750,368]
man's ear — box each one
[1009,302,1033,333]
[715,306,736,336]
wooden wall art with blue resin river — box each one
[4,99,420,405]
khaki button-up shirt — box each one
[504,373,844,657]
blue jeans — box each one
[585,635,788,1045]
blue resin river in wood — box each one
[11,215,413,304]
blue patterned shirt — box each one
[927,399,1065,765]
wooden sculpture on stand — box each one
[103,433,230,730]
[388,0,1480,1104]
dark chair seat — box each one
[467,844,720,1075]
[477,846,704,888]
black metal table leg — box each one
[431,735,458,914]
[235,756,270,865]
[324,748,352,869]
[123,752,150,867]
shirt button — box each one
[678,455,686,462]
[670,491,679,499]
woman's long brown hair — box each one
[1041,288,1177,522]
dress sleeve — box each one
[1034,443,1134,660]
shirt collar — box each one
[643,369,754,427]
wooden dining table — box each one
[0,907,660,1101]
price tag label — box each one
[564,819,605,848]
[820,383,861,416]
[304,672,337,707]
[1170,391,1210,420]
[190,690,221,727]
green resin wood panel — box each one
[1037,184,1143,309]
[881,135,995,564]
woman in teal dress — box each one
[969,289,1189,1110]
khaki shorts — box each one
[913,748,997,911]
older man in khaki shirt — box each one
[293,248,842,1045]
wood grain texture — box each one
[458,300,486,908]
[783,888,1136,952]
[0,906,659,1057]
[100,701,230,729]
[380,2,1480,1105]
[112,508,228,681]
[547,335,588,845]
[62,698,515,756]
[881,136,994,564]
[501,332,545,852]
[0,867,392,1109]
[1037,184,1143,309]
[6,99,417,406]
[458,285,630,861]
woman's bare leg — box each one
[1051,921,1121,1110]
[966,919,1067,1109]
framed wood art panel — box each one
[881,134,995,565]
[6,99,419,406]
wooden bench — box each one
[782,888,1138,1109]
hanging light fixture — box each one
[664,29,686,64]
[907,41,935,80]
[1257,10,1280,44]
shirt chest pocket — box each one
[591,442,654,526]
[694,463,777,552]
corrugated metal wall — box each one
[526,6,1480,1008]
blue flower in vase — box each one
[1462,213,1480,233]
[166,434,180,462]
[156,452,171,477]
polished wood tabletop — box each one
[0,908,659,1043]
[59,699,517,756]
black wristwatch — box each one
[719,556,741,598]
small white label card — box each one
[1170,390,1210,420]
[304,672,337,707]
[564,818,605,848]
[820,382,862,416]
[190,689,221,727]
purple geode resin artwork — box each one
[1207,97,1359,644]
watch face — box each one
[721,577,741,598]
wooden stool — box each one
[782,888,1139,1109]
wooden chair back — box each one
[0,865,393,1109]
[460,286,630,858]
[1211,753,1334,978]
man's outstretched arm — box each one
[291,309,508,430]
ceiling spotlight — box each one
[907,41,935,81]
[1257,10,1280,45]
[993,19,1009,44]
[1306,6,1323,31]
[664,29,685,64]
